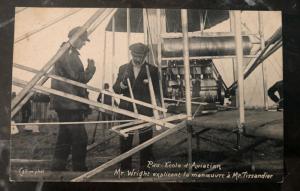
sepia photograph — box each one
[9,8,283,182]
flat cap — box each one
[129,43,149,56]
[68,26,90,42]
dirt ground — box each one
[10,109,283,181]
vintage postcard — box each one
[10,7,283,182]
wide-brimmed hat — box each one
[129,43,149,57]
[68,26,90,42]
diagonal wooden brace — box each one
[71,120,187,182]
[12,78,175,128]
[11,8,115,113]
[13,63,167,113]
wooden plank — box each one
[11,8,111,113]
[13,78,175,128]
[71,120,186,182]
[14,63,167,113]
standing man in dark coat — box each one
[50,26,96,171]
[113,43,160,171]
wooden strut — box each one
[127,78,138,114]
[181,9,193,175]
[12,78,175,129]
[12,120,136,126]
[13,63,167,113]
[156,9,167,118]
[71,120,187,182]
[11,8,115,116]
[145,65,161,130]
[119,114,188,137]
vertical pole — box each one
[181,9,193,174]
[258,12,269,110]
[112,16,116,84]
[127,8,131,62]
[146,65,161,131]
[230,11,238,107]
[200,10,204,32]
[143,9,148,44]
[156,9,167,118]
[101,31,107,88]
[234,11,245,150]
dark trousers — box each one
[51,110,88,171]
[120,127,153,170]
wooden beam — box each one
[156,9,166,118]
[12,78,175,128]
[71,121,186,182]
[233,11,245,125]
[181,9,193,174]
[13,63,167,113]
[146,65,161,130]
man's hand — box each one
[120,81,128,89]
[87,59,96,73]
[143,79,149,84]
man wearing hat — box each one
[50,26,96,171]
[113,42,160,171]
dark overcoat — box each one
[50,45,94,111]
[113,61,160,118]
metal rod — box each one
[162,55,257,61]
[259,12,269,110]
[71,121,186,182]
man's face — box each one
[132,54,145,65]
[73,37,86,50]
